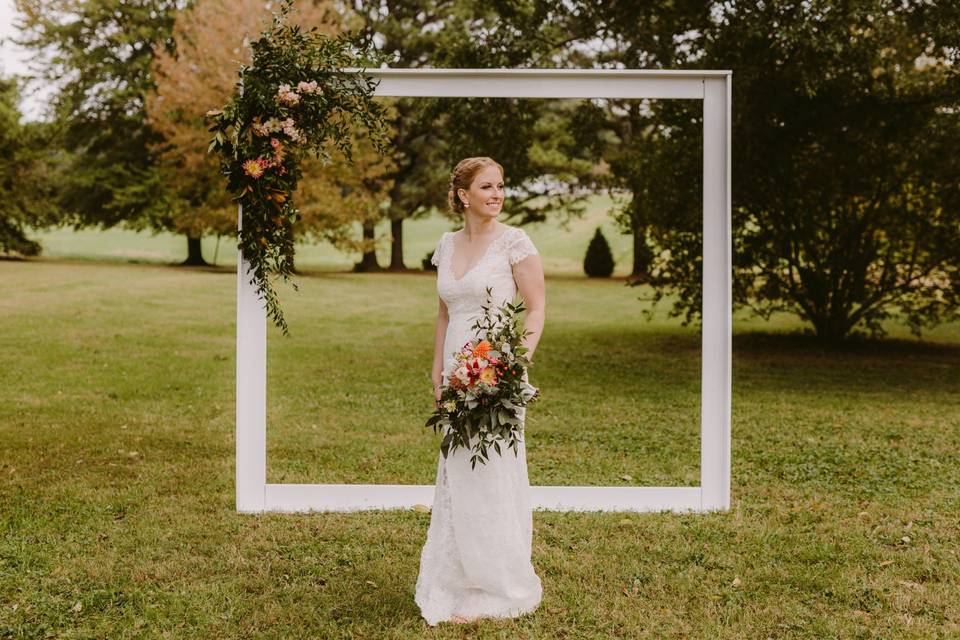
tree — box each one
[348,1,463,271]
[350,0,601,271]
[702,1,960,340]
[595,98,702,284]
[296,128,397,270]
[424,3,605,227]
[575,0,960,341]
[14,0,179,233]
[147,0,393,266]
[0,76,60,256]
[583,227,615,278]
[565,1,713,282]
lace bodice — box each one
[431,224,538,382]
[430,224,539,322]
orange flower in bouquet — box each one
[425,288,540,469]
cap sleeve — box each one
[508,228,539,266]
[430,232,446,267]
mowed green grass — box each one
[27,193,639,277]
[1,253,959,638]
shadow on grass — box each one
[733,328,960,358]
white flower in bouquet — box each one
[425,287,540,469]
[520,381,538,403]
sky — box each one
[0,0,52,120]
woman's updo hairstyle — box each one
[447,156,504,215]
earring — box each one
[464,201,470,208]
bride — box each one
[414,156,546,625]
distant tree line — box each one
[2,0,957,342]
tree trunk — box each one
[354,220,382,272]
[629,216,651,284]
[809,312,855,343]
[631,219,645,279]
[181,235,209,266]
[389,217,406,270]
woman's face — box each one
[458,165,504,218]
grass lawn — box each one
[26,193,640,277]
[1,245,958,637]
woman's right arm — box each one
[432,297,450,404]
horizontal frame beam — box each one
[256,484,703,514]
[355,68,713,99]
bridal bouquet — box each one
[425,287,540,469]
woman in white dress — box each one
[415,157,546,626]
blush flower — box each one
[281,118,304,143]
[270,138,286,164]
[251,117,270,137]
[296,80,320,94]
[253,117,283,136]
[276,83,301,106]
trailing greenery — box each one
[207,0,391,334]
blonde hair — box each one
[447,157,505,215]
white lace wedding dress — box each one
[415,224,543,626]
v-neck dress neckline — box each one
[448,224,511,282]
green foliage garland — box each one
[207,1,391,335]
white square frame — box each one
[237,68,732,514]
